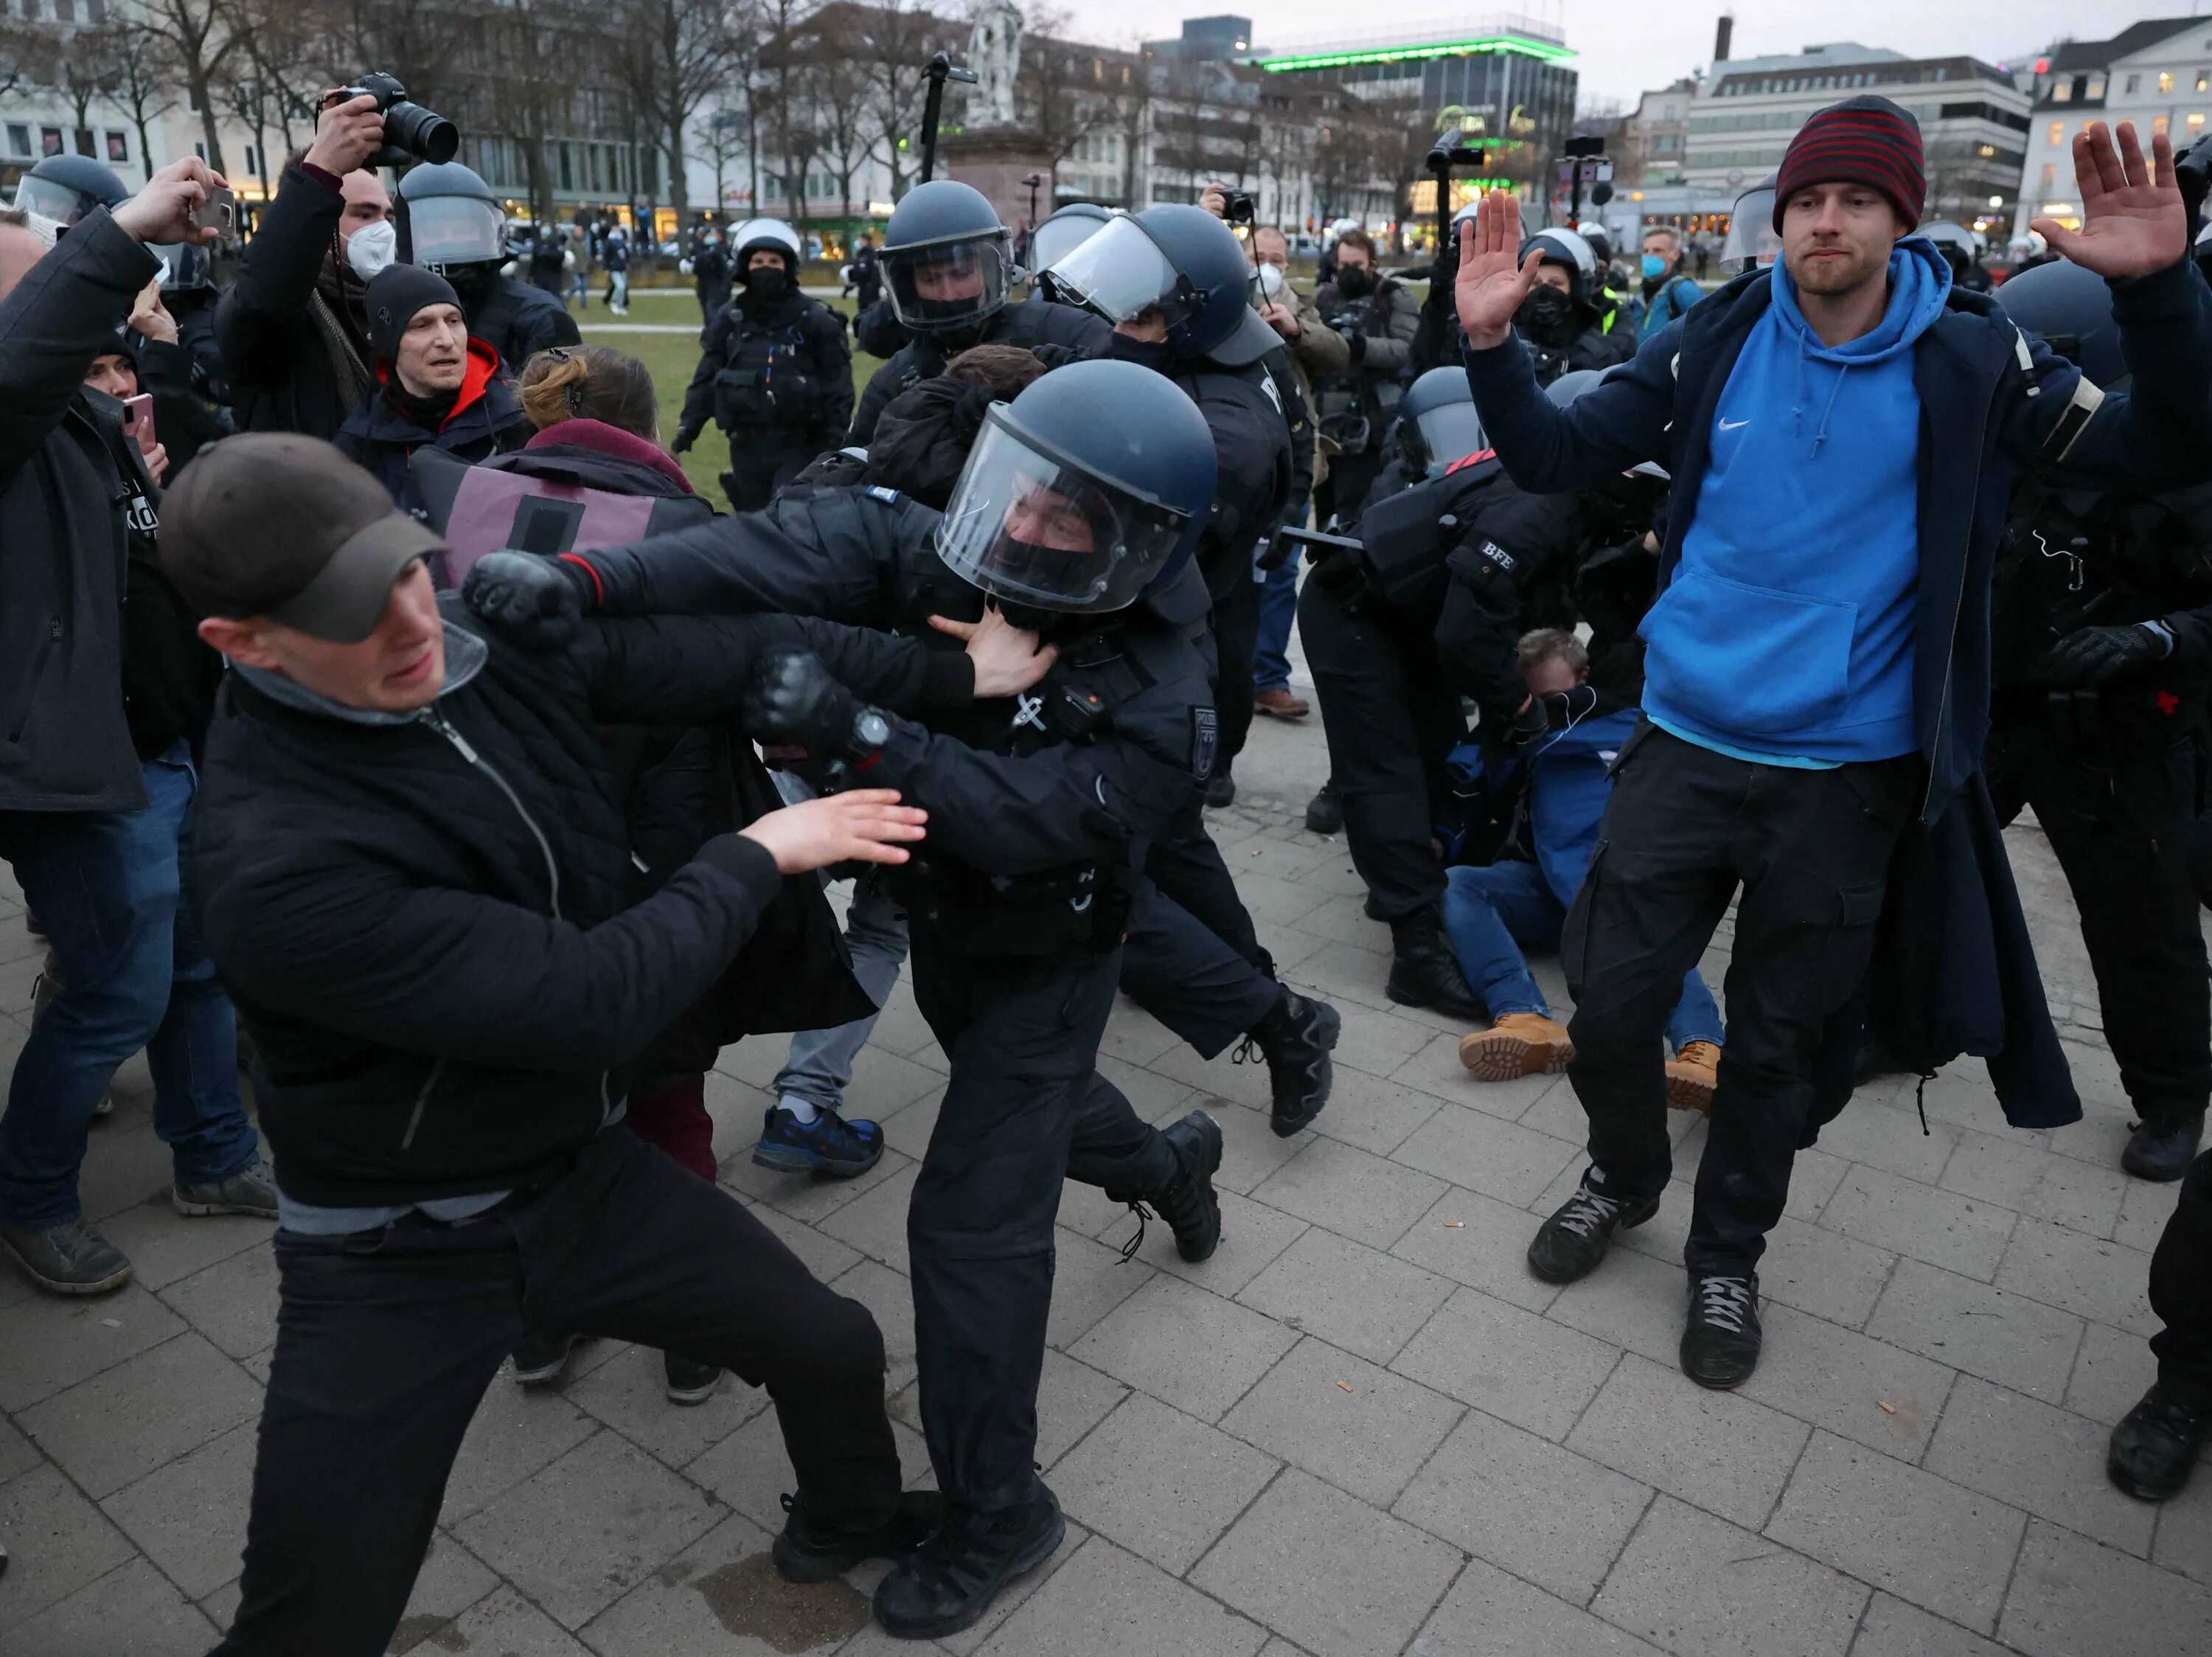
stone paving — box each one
[2,710,2211,1656]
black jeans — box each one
[2150,1149,2212,1407]
[214,1128,900,1657]
[1211,573,1262,771]
[1562,725,1919,1273]
[1988,729,2210,1128]
[1124,794,1277,1057]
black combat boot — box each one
[1304,778,1343,835]
[873,1482,1065,1639]
[2123,1111,2205,1183]
[1151,1112,1225,1262]
[1237,986,1342,1136]
[773,1488,944,1584]
[1385,907,1485,1021]
[2107,1384,2211,1501]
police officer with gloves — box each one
[463,360,1234,1639]
[849,180,1108,442]
[397,161,580,371]
[675,216,852,510]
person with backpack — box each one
[1637,225,1705,342]
[674,217,851,511]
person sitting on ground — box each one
[1449,629,1725,1107]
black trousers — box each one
[1562,726,1919,1273]
[2150,1149,2212,1406]
[720,438,819,513]
[214,1128,900,1657]
[1124,796,1278,1057]
[1211,573,1262,771]
[905,932,1165,1512]
[1988,729,2210,1128]
[1299,575,1466,919]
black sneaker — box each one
[872,1482,1065,1640]
[512,1330,580,1387]
[1304,779,1343,836]
[1680,1271,1763,1389]
[773,1487,945,1584]
[2108,1383,2211,1502]
[663,1352,721,1406]
[751,1102,885,1179]
[1385,909,1485,1021]
[2122,1111,2205,1183]
[1153,1112,1224,1262]
[1526,1184,1659,1285]
[1204,770,1237,809]
[0,1216,131,1296]
[1237,987,1341,1137]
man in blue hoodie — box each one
[1453,101,2211,1388]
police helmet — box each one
[1919,220,1979,255]
[935,358,1218,614]
[397,161,507,271]
[1029,202,1112,294]
[1719,178,1781,274]
[15,153,128,227]
[1522,228,1596,305]
[1399,367,1489,476]
[1576,220,1614,267]
[1997,257,2124,388]
[1043,204,1251,359]
[148,240,212,293]
[1545,367,1607,407]
[731,217,803,279]
[882,180,1014,333]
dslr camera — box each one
[1220,187,1256,226]
[338,72,459,169]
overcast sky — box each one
[1102,0,2194,108]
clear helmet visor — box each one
[935,409,1193,614]
[1413,402,1489,473]
[408,196,507,268]
[1040,214,1180,327]
[1719,190,1781,274]
[14,174,97,226]
[1029,213,1108,276]
[886,235,1012,330]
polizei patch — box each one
[1190,707,1218,780]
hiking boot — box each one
[1681,1271,1763,1389]
[873,1482,1065,1640]
[1386,909,1485,1021]
[2107,1384,2211,1502]
[1152,1112,1225,1262]
[172,1158,279,1219]
[1526,1184,1658,1285]
[1664,1041,1722,1114]
[663,1352,722,1406]
[0,1216,131,1296]
[512,1330,580,1387]
[1304,778,1343,836]
[2122,1111,2205,1183]
[1239,987,1341,1136]
[1204,770,1237,809]
[774,1487,945,1584]
[1459,1012,1574,1083]
[1253,688,1309,720]
[752,1102,884,1179]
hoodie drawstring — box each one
[1812,364,1849,458]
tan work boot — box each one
[1665,1041,1721,1114]
[1458,1012,1574,1082]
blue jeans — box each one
[1443,862,1723,1049]
[1253,506,1307,692]
[0,742,259,1228]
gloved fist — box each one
[672,428,698,455]
[745,647,882,760]
[462,551,591,649]
[2036,622,2173,687]
[1508,695,1551,749]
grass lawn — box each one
[574,292,889,502]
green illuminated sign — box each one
[1253,37,1577,73]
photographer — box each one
[1311,228,1419,522]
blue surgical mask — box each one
[1641,253,1667,279]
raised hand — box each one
[2034,122,2188,280]
[928,607,1058,698]
[738,789,928,874]
[111,156,226,247]
[1453,190,1543,350]
[461,551,590,648]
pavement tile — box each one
[1758,1213,1898,1328]
[383,1532,502,1652]
[2114,1176,2183,1255]
[976,1535,1269,1657]
[439,1368,602,1522]
[96,1198,274,1292]
[0,1463,137,1633]
[1784,1147,1853,1223]
[0,1282,186,1411]
[20,1330,262,1498]
[1408,1555,1662,1656]
[1593,1496,1868,1657]
[1235,1226,1453,1364]
[1052,1393,1279,1574]
[1545,1246,1700,1370]
[1099,998,1182,1068]
[0,1554,215,1657]
[1210,1098,1312,1195]
[725,1144,909,1226]
[420,1584,593,1653]
[1865,1257,2085,1404]
[1068,1274,1298,1422]
[1222,1336,1460,1507]
[156,1241,279,1361]
[1248,1136,1447,1251]
[1940,1128,2130,1240]
[565,1338,775,1470]
[99,1419,257,1599]
[1389,1029,1553,1119]
[1847,1592,2016,1657]
[1324,1004,1443,1086]
[580,1510,872,1656]
[1043,1228,1155,1349]
[454,1429,725,1628]
[1392,1408,1652,1603]
[1764,1430,2028,1633]
[1999,1518,2212,1656]
[1808,1102,1961,1186]
[2065,1316,2160,1427]
[1147,1037,1275,1114]
[1029,1348,1131,1471]
[0,1414,38,1484]
[1282,940,1400,1015]
[1818,1164,2017,1282]
[2155,1479,2212,1586]
[1304,1065,1443,1158]
[1147,1186,1307,1297]
[690,1403,931,1538]
[827,1259,919,1397]
[1568,1352,1811,1528]
[1923,1375,2155,1555]
[1390,1103,1582,1209]
[1194,1468,1461,1657]
[1994,1217,2157,1337]
[1096,1052,1203,1125]
[1388,1186,1563,1313]
[742,1201,864,1283]
[1389,1285,1619,1441]
[1736,1303,1955,1461]
[815,1162,920,1271]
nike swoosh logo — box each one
[1718,418,1749,431]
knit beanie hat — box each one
[1773,95,1925,232]
[364,264,463,363]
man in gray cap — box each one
[168,434,1056,1656]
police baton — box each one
[918,52,978,184]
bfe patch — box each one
[1191,707,1218,780]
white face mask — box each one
[346,219,397,282]
[1253,262,1287,299]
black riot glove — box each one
[672,426,698,455]
[2036,621,2174,687]
[1508,695,1551,749]
[745,647,891,762]
[462,551,595,649]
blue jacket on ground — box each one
[1450,692,1643,909]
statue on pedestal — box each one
[967,0,1023,130]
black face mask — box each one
[440,262,500,320]
[1516,285,1574,341]
[1335,265,1375,299]
[1107,331,1175,375]
[743,268,790,305]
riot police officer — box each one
[1026,201,1111,301]
[397,161,580,371]
[675,216,852,511]
[849,180,1109,442]
[691,224,731,319]
[11,153,128,227]
[1513,228,1634,385]
[1992,257,2209,1181]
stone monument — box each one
[942,0,1056,248]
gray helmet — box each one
[397,161,507,271]
[1029,202,1112,285]
[15,153,128,227]
[883,180,1013,333]
[1399,367,1488,476]
[1522,228,1596,305]
[1997,257,2124,388]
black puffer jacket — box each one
[336,339,532,513]
[865,375,998,508]
[850,297,1110,442]
[190,599,978,1208]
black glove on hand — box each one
[1508,695,1551,749]
[461,552,594,649]
[2037,622,2173,687]
[672,427,698,454]
[745,647,886,760]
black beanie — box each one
[364,265,463,364]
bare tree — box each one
[46,23,123,153]
[99,21,181,183]
[613,0,747,223]
[142,0,246,172]
[701,103,747,215]
[757,0,821,225]
[1012,10,1119,178]
[847,0,942,204]
[0,17,60,104]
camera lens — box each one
[386,101,459,166]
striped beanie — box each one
[1773,95,1925,232]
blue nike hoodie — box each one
[1640,237,1952,763]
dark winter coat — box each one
[215,161,372,442]
[681,286,854,453]
[850,297,1111,442]
[336,339,532,514]
[468,276,582,373]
